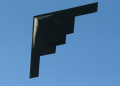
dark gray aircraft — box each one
[30,2,98,78]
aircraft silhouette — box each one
[30,2,98,78]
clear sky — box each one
[0,0,120,86]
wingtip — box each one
[29,74,39,79]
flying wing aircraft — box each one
[30,2,98,78]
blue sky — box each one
[0,0,120,86]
